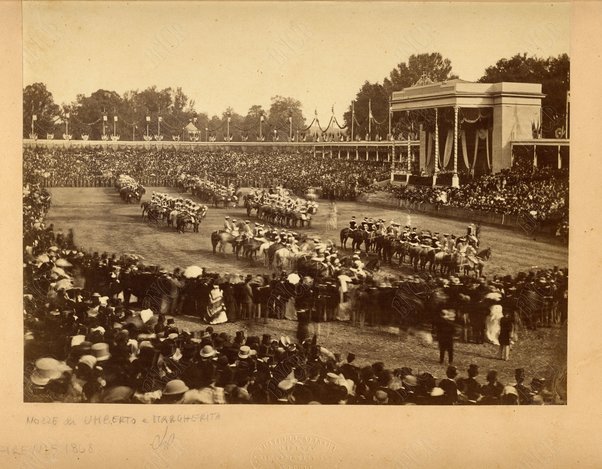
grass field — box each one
[44,187,568,391]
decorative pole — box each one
[259,114,264,141]
[65,112,70,136]
[227,113,231,141]
[289,113,293,141]
[351,100,355,142]
[158,115,162,137]
[388,99,392,139]
[113,115,118,136]
[452,106,459,188]
[407,133,411,171]
[368,99,372,140]
[433,107,439,186]
[30,103,35,137]
[146,116,150,137]
[102,114,107,137]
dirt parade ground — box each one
[45,186,568,386]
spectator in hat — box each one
[159,380,189,404]
[241,276,254,320]
[480,370,504,405]
[458,364,482,404]
[435,309,456,365]
[513,368,533,405]
[498,309,514,360]
[438,366,459,405]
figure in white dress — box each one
[485,304,504,345]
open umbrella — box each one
[287,273,300,285]
[54,278,74,291]
[35,254,50,264]
[183,265,204,278]
[139,309,154,324]
[51,266,70,278]
[55,258,73,268]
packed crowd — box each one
[23,181,567,404]
[23,147,389,199]
[391,166,569,237]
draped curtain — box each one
[461,130,470,172]
[442,129,453,169]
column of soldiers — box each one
[348,215,481,260]
[150,192,208,232]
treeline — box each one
[24,52,569,140]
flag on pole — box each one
[146,116,151,122]
[114,116,118,122]
[32,115,37,121]
[103,115,108,121]
[158,116,163,122]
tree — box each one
[67,89,124,139]
[267,96,306,140]
[383,53,458,95]
[243,105,266,138]
[23,83,60,138]
[342,81,389,139]
[479,53,570,136]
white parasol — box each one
[183,265,204,278]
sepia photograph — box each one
[22,1,570,408]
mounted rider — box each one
[241,220,254,238]
[465,239,479,266]
[349,216,358,230]
[223,216,234,233]
[441,233,450,252]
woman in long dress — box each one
[485,304,503,345]
[205,284,228,325]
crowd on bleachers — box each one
[23,147,389,200]
[23,182,567,404]
[390,166,568,238]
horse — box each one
[430,250,451,275]
[340,228,368,251]
[238,237,264,261]
[446,251,466,276]
[176,213,194,233]
[140,201,151,219]
[273,248,297,272]
[211,231,238,254]
[373,235,396,263]
[296,255,329,279]
[408,244,433,271]
[463,247,492,277]
[266,242,285,268]
[393,240,411,265]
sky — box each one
[23,1,570,121]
